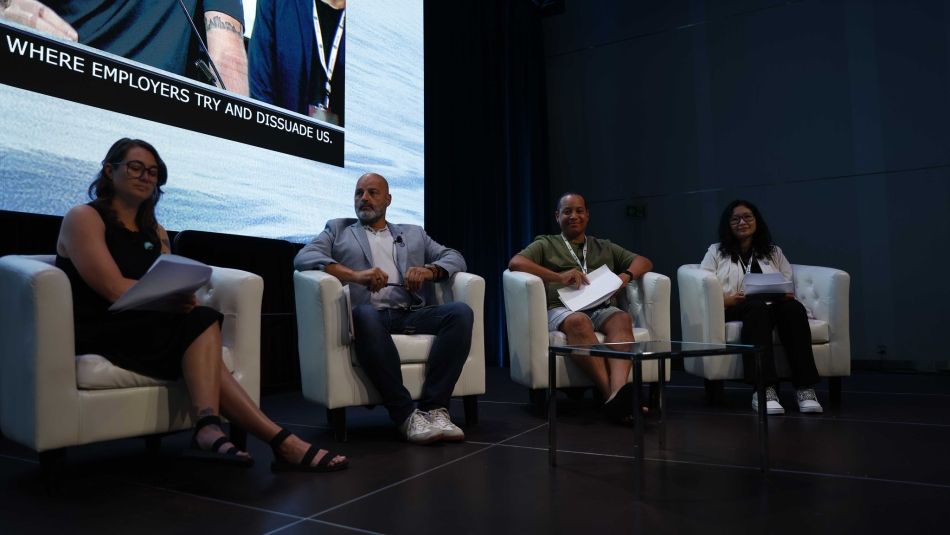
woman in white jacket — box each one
[700,200,822,415]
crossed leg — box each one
[183,323,345,468]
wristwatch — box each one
[622,270,635,282]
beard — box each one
[357,205,384,225]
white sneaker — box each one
[398,409,443,444]
[426,408,465,442]
[752,386,785,415]
[796,388,824,413]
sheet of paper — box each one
[556,264,624,312]
[742,272,793,295]
[340,285,354,345]
[108,254,212,312]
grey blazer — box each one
[294,218,467,307]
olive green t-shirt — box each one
[516,234,638,310]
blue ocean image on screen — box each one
[0,0,423,243]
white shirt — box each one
[700,242,793,296]
[364,226,408,309]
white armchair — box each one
[0,255,263,469]
[677,263,850,403]
[294,270,485,441]
[503,270,672,411]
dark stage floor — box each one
[2,369,949,534]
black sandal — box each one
[269,428,348,473]
[182,415,254,467]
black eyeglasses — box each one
[729,214,755,225]
[115,160,160,182]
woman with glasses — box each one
[54,138,347,472]
[700,199,822,415]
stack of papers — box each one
[742,272,793,295]
[109,254,212,312]
[556,265,624,312]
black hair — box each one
[717,199,776,261]
[555,192,586,212]
[87,138,167,245]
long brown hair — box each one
[87,138,167,245]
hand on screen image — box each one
[0,0,78,41]
[204,10,249,96]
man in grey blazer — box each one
[294,173,473,444]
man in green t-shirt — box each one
[508,192,653,422]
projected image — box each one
[249,0,346,127]
[0,1,249,92]
[0,0,423,242]
[0,0,346,164]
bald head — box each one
[356,172,390,193]
[555,192,589,241]
[354,172,392,228]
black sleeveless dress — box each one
[55,204,223,380]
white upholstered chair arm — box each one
[502,270,550,388]
[792,264,851,375]
[626,271,671,341]
[445,272,486,392]
[0,255,81,450]
[677,264,726,344]
[196,266,263,404]
[294,270,352,405]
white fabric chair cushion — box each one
[548,327,651,347]
[76,347,236,390]
[724,319,829,345]
[392,334,436,364]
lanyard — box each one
[560,234,588,274]
[738,252,755,275]
[312,2,346,107]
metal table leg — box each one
[755,349,769,474]
[633,359,643,500]
[548,348,557,466]
[657,355,666,450]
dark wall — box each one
[542,0,950,370]
[424,0,552,365]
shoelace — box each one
[428,409,452,428]
[798,389,817,401]
[409,411,430,432]
[766,387,780,402]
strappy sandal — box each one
[181,415,254,467]
[269,428,348,473]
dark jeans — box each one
[351,301,474,425]
[725,299,819,389]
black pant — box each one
[725,299,819,388]
[351,302,474,424]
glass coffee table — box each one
[547,341,766,498]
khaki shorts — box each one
[547,305,624,332]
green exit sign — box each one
[626,204,646,218]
